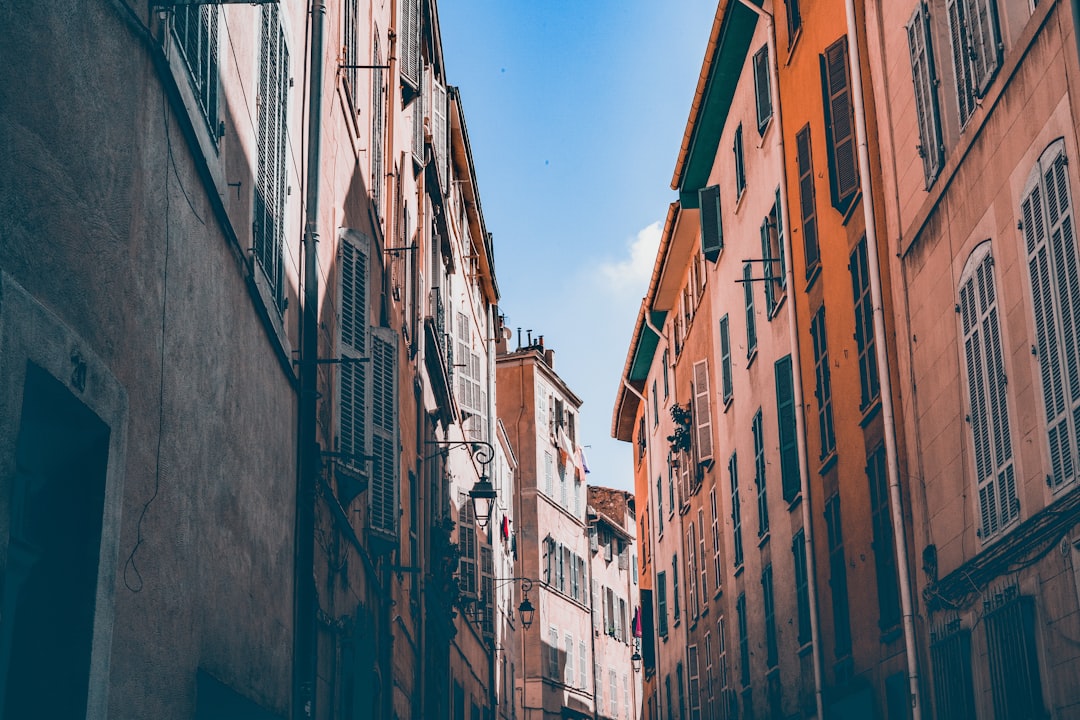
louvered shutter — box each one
[960,245,1017,538]
[795,125,820,272]
[946,0,976,125]
[775,355,800,502]
[753,45,772,133]
[399,0,421,91]
[432,79,448,191]
[907,5,944,186]
[965,0,1001,95]
[699,185,723,262]
[760,216,775,313]
[412,64,424,163]
[720,316,733,402]
[370,327,399,541]
[743,263,757,355]
[693,360,714,464]
[822,38,859,210]
[338,230,371,483]
[1023,147,1080,489]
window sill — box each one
[804,261,821,292]
[859,397,882,427]
[767,293,787,321]
[818,451,838,475]
[785,493,802,513]
[879,625,903,645]
[734,563,744,579]
[797,640,814,657]
[723,395,734,412]
[746,347,758,369]
[839,189,863,225]
[784,27,802,65]
[757,531,770,549]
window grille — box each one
[929,618,976,720]
[984,586,1045,719]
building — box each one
[0,0,513,718]
[588,486,641,720]
[866,0,1080,717]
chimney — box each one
[544,349,554,369]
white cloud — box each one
[598,221,662,296]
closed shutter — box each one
[338,231,370,481]
[399,0,421,91]
[432,78,448,191]
[821,37,859,210]
[795,125,820,272]
[946,0,976,125]
[256,5,288,309]
[720,316,733,402]
[960,244,1017,538]
[370,327,399,541]
[1023,145,1080,489]
[687,525,697,619]
[657,572,668,636]
[753,45,772,133]
[907,4,944,185]
[412,64,424,163]
[775,355,800,502]
[693,359,714,464]
[761,216,776,313]
[966,0,1001,95]
[743,264,757,356]
[699,185,723,262]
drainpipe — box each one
[733,2,824,717]
[842,2,923,717]
[295,1,326,718]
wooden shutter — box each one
[753,45,772,133]
[761,216,775,313]
[657,572,668,636]
[370,327,399,541]
[965,0,1001,95]
[946,0,976,124]
[699,185,723,262]
[775,355,800,502]
[821,37,859,210]
[743,264,757,356]
[338,230,371,481]
[795,125,820,272]
[412,64,424,163]
[907,5,944,185]
[399,0,421,91]
[693,359,714,464]
[432,78,448,191]
[720,316,733,402]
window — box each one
[868,446,901,629]
[729,452,744,569]
[710,489,722,593]
[734,125,747,198]
[622,673,630,720]
[610,670,619,716]
[793,529,811,645]
[431,78,449,190]
[579,640,588,690]
[753,45,772,133]
[786,0,802,43]
[698,510,708,608]
[959,242,1019,537]
[762,564,777,667]
[598,664,606,713]
[455,313,487,442]
[720,315,733,403]
[908,4,944,185]
[657,570,669,637]
[775,355,800,502]
[704,633,716,714]
[716,616,730,709]
[688,645,702,720]
[458,492,477,597]
[825,494,852,658]
[985,586,1045,718]
[399,0,421,90]
[676,662,687,720]
[657,475,664,535]
[255,4,290,310]
[851,236,880,410]
[700,185,724,262]
[743,263,757,358]
[653,380,660,427]
[821,37,859,212]
[929,620,977,720]
[1022,142,1080,491]
[736,594,750,687]
[371,32,386,217]
[761,194,786,316]
[565,632,574,686]
[795,124,820,275]
[687,525,698,620]
[544,451,554,496]
[549,626,559,677]
[753,409,769,538]
[672,556,681,622]
[663,349,671,399]
[172,5,219,133]
[370,327,399,541]
[693,359,714,465]
[947,0,1002,126]
[481,547,494,633]
[338,231,370,482]
[811,307,837,459]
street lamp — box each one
[518,594,535,630]
[631,651,642,673]
[469,474,497,530]
[494,577,538,630]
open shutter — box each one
[753,45,772,133]
[821,38,859,210]
[432,78,448,191]
[743,263,757,356]
[908,5,944,186]
[369,326,399,542]
[966,0,1001,95]
[795,125,820,272]
[775,355,800,502]
[946,0,976,125]
[720,316,733,402]
[693,359,714,464]
[699,185,723,262]
[412,63,424,163]
[760,216,776,313]
[399,0,421,91]
[338,230,371,488]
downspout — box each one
[295,1,326,718]
[843,2,923,717]
[733,2,824,717]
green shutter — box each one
[699,184,723,262]
[796,125,820,272]
[775,355,800,502]
[753,45,772,133]
[338,230,371,488]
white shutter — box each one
[946,0,976,124]
[369,327,399,541]
[965,0,1001,95]
[907,4,943,185]
[338,230,371,479]
[432,78,448,191]
[399,0,421,90]
[694,360,714,464]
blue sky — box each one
[439,1,718,492]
